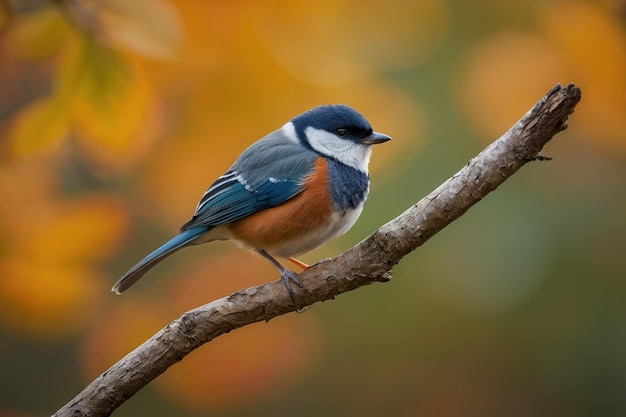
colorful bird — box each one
[112,104,391,301]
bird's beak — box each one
[360,131,392,145]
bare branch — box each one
[53,83,581,417]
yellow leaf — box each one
[9,35,86,156]
[70,41,153,152]
[10,97,71,156]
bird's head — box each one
[284,104,391,172]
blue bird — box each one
[112,104,391,300]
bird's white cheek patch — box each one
[305,127,371,172]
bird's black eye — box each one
[336,128,348,137]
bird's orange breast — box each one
[227,157,334,255]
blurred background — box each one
[1,0,625,416]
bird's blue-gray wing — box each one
[181,131,318,230]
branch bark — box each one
[53,83,581,417]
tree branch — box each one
[53,83,582,417]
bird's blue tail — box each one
[112,226,209,294]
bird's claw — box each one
[281,269,304,304]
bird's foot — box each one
[281,269,304,304]
[256,250,307,306]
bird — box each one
[112,104,391,301]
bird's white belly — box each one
[268,202,365,258]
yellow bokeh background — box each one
[1,0,624,416]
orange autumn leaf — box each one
[0,163,130,339]
[0,162,59,240]
[68,40,153,152]
[540,1,626,152]
[23,196,129,264]
[0,259,104,339]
